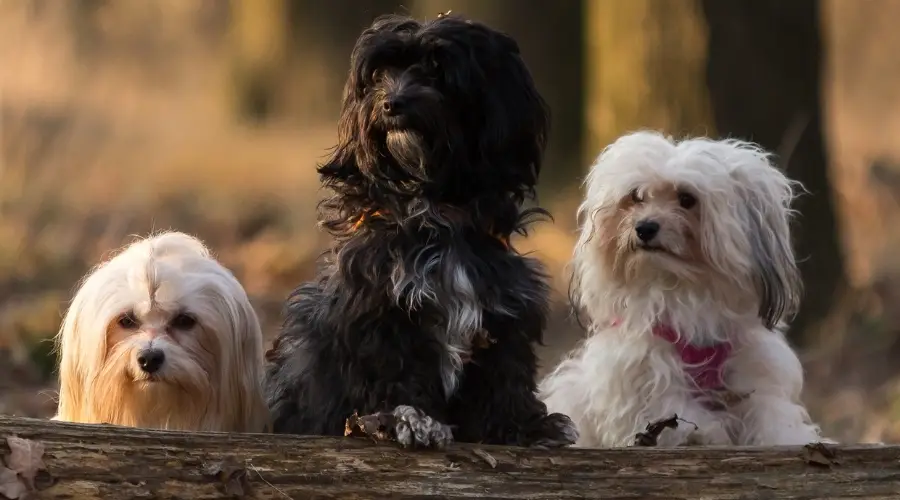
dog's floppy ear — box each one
[470,24,550,192]
[54,279,109,422]
[235,301,271,433]
[213,277,271,433]
[732,146,803,329]
[54,306,85,422]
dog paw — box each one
[391,405,454,450]
[520,412,579,448]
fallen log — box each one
[0,416,898,499]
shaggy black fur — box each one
[264,13,578,448]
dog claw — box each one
[391,405,454,449]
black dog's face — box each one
[365,50,444,174]
[332,14,549,205]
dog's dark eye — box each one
[170,313,198,330]
[630,189,643,204]
[678,191,697,209]
[117,312,139,330]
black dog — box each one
[264,13,578,449]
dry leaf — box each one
[343,414,355,437]
[472,329,497,351]
[461,330,497,365]
[201,459,252,497]
[633,414,697,447]
[344,411,396,442]
[0,467,28,500]
[802,443,840,468]
[471,448,497,469]
[3,437,47,493]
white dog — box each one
[539,131,824,447]
[54,231,269,432]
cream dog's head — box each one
[573,131,802,336]
[54,231,269,432]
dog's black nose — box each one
[635,220,660,242]
[137,349,165,374]
[382,96,404,116]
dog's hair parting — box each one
[540,131,824,447]
[264,13,577,448]
[54,231,270,432]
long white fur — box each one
[539,131,824,447]
[54,231,269,432]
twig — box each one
[247,462,291,499]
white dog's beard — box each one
[620,249,697,286]
[88,345,214,430]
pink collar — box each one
[610,319,732,390]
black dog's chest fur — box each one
[265,226,550,442]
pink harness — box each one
[651,324,732,391]
[610,319,732,391]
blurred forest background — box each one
[2,0,900,443]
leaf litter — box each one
[633,414,699,447]
[201,458,253,497]
[802,442,841,468]
[344,411,397,443]
[0,436,50,499]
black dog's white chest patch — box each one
[440,265,483,396]
[389,249,483,397]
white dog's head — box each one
[572,131,802,335]
[54,231,269,432]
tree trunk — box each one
[230,0,403,124]
[1,416,897,499]
[701,0,845,345]
[584,0,714,158]
[230,0,289,123]
[275,0,401,122]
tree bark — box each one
[701,0,845,345]
[1,416,898,499]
